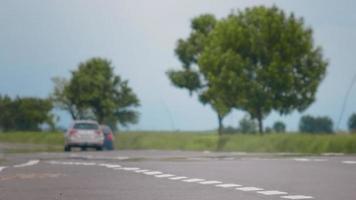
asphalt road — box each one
[0,150,356,200]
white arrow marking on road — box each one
[199,181,222,185]
[258,190,288,195]
[182,178,205,183]
[342,160,356,164]
[281,195,314,199]
[155,174,175,178]
[216,184,241,188]
[14,160,40,168]
[169,176,188,180]
[236,187,264,191]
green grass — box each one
[0,131,64,145]
[1,131,356,154]
[116,132,356,154]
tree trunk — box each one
[257,108,264,134]
[217,114,223,136]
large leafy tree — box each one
[199,6,328,133]
[167,14,233,135]
[52,58,140,129]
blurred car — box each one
[64,120,104,152]
[101,125,115,150]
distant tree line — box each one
[0,95,54,131]
[222,113,356,134]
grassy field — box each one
[0,131,356,154]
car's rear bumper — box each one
[66,142,103,148]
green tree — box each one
[0,95,54,131]
[199,6,328,133]
[0,95,15,131]
[51,77,82,120]
[273,121,286,133]
[299,115,334,134]
[167,14,233,135]
[52,58,140,129]
[348,113,356,133]
[238,116,257,134]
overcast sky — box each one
[1,0,356,131]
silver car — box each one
[64,120,104,152]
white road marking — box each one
[236,187,264,191]
[78,162,97,166]
[258,190,288,195]
[182,178,205,183]
[0,166,7,172]
[122,167,140,171]
[281,195,314,199]
[199,180,222,185]
[134,169,150,173]
[216,183,241,188]
[46,160,315,200]
[144,171,163,175]
[293,158,310,162]
[14,160,40,168]
[99,164,121,168]
[342,160,356,164]
[293,158,327,162]
[169,176,188,180]
[155,174,175,178]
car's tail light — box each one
[69,129,77,137]
[95,130,103,136]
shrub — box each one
[348,113,356,133]
[299,115,334,134]
[273,121,286,133]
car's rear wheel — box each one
[96,146,103,151]
[81,147,87,151]
[64,145,71,152]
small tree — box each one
[299,115,334,134]
[265,127,273,133]
[238,116,257,134]
[273,121,286,133]
[348,113,356,133]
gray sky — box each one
[1,0,356,131]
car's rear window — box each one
[73,123,99,130]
